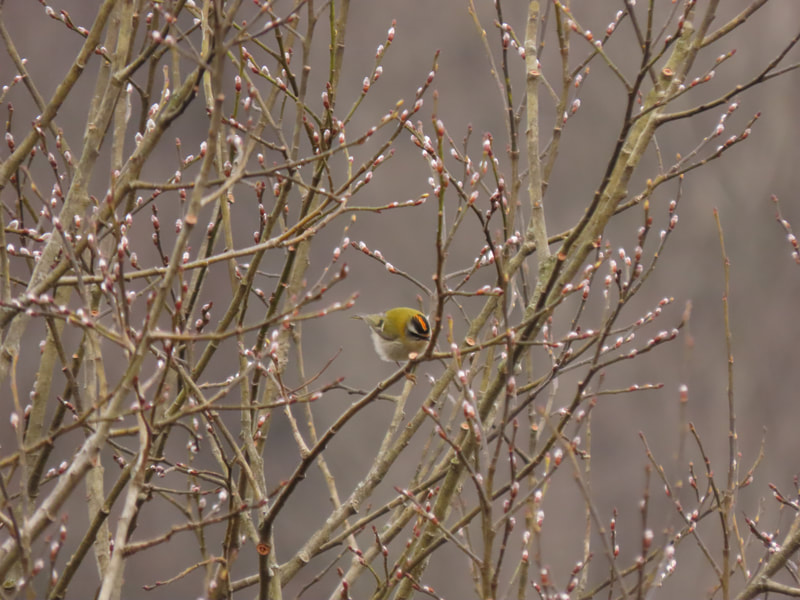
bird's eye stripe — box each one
[413,314,430,334]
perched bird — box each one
[353,307,431,362]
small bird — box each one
[353,307,431,362]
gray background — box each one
[1,1,799,598]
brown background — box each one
[1,1,799,598]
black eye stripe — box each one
[411,314,430,337]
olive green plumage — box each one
[353,307,431,361]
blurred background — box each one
[1,1,799,598]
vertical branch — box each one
[84,0,137,579]
[713,208,736,600]
[96,411,152,600]
[493,0,520,237]
[524,1,550,268]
